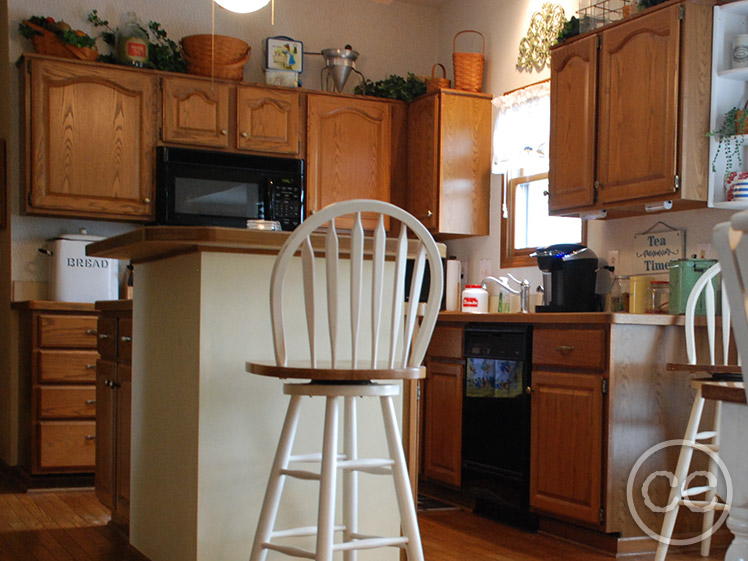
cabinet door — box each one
[161,77,230,148]
[95,360,116,510]
[407,94,439,230]
[115,364,132,524]
[549,35,598,212]
[27,59,156,220]
[530,370,603,524]
[307,95,391,229]
[439,92,491,236]
[422,359,463,487]
[597,5,680,204]
[236,86,300,154]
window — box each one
[493,81,583,268]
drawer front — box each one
[38,386,96,419]
[119,318,132,364]
[37,350,99,383]
[533,328,607,371]
[427,326,464,359]
[37,421,96,470]
[97,317,118,360]
[38,314,98,349]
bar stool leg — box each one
[250,394,304,561]
[380,395,424,561]
[700,400,722,557]
[343,396,358,561]
[655,389,706,561]
[316,396,341,561]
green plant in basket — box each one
[354,73,426,102]
[708,106,748,172]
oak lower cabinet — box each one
[15,301,99,478]
[421,325,464,487]
[95,300,133,532]
[407,89,492,237]
[161,76,301,155]
[306,93,405,230]
[22,55,158,221]
[549,0,713,215]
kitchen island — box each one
[87,226,443,561]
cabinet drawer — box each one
[38,315,98,348]
[427,326,463,359]
[119,318,132,364]
[38,421,96,469]
[97,317,118,360]
[38,386,96,418]
[533,328,607,371]
[37,350,98,383]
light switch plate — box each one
[697,243,711,259]
[607,250,619,269]
[479,259,491,280]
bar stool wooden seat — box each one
[656,262,739,561]
[246,199,443,561]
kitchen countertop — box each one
[437,310,689,325]
[86,226,446,263]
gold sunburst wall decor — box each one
[517,3,566,71]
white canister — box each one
[461,284,488,313]
[733,34,748,68]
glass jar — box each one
[646,280,669,314]
[116,12,149,67]
[610,276,630,312]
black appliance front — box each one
[156,146,304,230]
[462,324,536,529]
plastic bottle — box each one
[117,12,149,67]
[461,285,488,313]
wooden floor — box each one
[0,471,728,561]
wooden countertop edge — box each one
[436,311,689,326]
[94,299,133,312]
[11,300,97,312]
[702,382,747,404]
[86,226,447,263]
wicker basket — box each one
[452,30,484,93]
[24,20,98,62]
[181,34,250,80]
[183,53,250,80]
[426,63,450,94]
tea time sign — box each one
[633,227,685,274]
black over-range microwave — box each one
[156,147,305,230]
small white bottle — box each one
[462,284,488,313]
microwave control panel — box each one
[268,177,304,231]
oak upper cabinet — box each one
[549,1,712,215]
[306,94,394,228]
[24,56,157,221]
[407,89,491,236]
[236,86,300,154]
[530,326,607,526]
[161,77,301,155]
[421,325,464,487]
[161,77,231,148]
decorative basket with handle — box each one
[452,30,485,92]
[426,63,450,93]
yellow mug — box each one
[629,275,655,314]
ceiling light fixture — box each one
[214,0,270,13]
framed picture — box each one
[265,36,303,73]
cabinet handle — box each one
[121,336,132,342]
[240,131,249,138]
[99,333,109,340]
[221,129,228,135]
[525,386,533,395]
[85,434,96,441]
[556,345,575,352]
[426,210,433,218]
[86,364,96,370]
[86,399,96,405]
[86,329,97,336]
[543,190,550,198]
[104,379,111,387]
[144,197,152,204]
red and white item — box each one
[462,284,488,313]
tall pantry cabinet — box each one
[549,0,713,215]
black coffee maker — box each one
[532,243,600,312]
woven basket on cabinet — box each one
[24,20,98,61]
[452,30,484,92]
[181,34,250,80]
[426,63,450,93]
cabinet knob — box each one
[86,329,97,336]
[86,364,96,370]
[525,386,533,395]
[556,345,575,353]
[543,190,550,198]
[121,336,132,342]
[86,399,96,405]
[85,434,96,441]
[99,333,109,340]
[144,197,152,204]
[426,210,433,218]
[221,129,228,136]
[241,131,249,138]
[104,379,111,387]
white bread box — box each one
[45,230,119,303]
